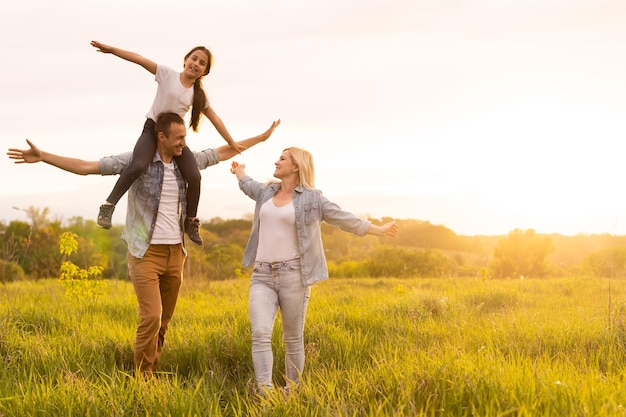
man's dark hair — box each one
[155,113,185,136]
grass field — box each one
[2,275,626,416]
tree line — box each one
[2,206,626,283]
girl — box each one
[92,40,248,245]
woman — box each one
[91,41,255,245]
[230,147,399,394]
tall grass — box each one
[2,276,626,416]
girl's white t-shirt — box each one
[146,65,209,121]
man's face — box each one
[160,122,187,158]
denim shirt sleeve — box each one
[99,152,132,176]
[294,189,371,286]
[238,175,268,200]
[194,148,219,170]
[318,193,371,236]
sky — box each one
[2,0,626,236]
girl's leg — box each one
[98,119,156,229]
[175,146,203,244]
[175,146,201,217]
[107,119,157,204]
[249,265,280,393]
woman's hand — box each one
[368,221,400,237]
[381,221,400,237]
[230,161,247,178]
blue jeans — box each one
[249,258,310,390]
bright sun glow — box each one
[2,1,626,235]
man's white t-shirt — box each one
[150,161,181,244]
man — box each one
[8,113,279,377]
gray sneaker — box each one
[97,204,115,229]
[184,217,203,245]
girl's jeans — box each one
[249,258,310,391]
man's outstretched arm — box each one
[8,120,280,175]
[7,139,101,175]
[215,120,280,162]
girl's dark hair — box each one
[186,46,213,132]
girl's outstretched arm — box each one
[90,41,157,74]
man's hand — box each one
[260,119,281,141]
[7,139,42,164]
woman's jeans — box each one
[249,258,310,390]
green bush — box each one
[0,259,26,283]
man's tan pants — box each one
[127,243,185,377]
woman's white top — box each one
[255,198,299,262]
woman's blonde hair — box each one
[285,147,315,188]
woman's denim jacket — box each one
[239,176,371,286]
